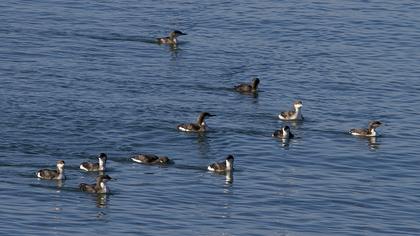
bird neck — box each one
[368,128,377,136]
[96,180,108,193]
[294,106,302,117]
[56,166,64,174]
[252,81,259,90]
[225,160,233,171]
[282,129,289,138]
[197,115,206,126]
[99,158,106,170]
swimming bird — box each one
[177,112,215,132]
[80,153,108,171]
[131,154,173,165]
[272,126,294,139]
[349,120,382,137]
[278,100,303,120]
[36,160,65,180]
[207,155,234,172]
[156,30,187,45]
[79,175,112,194]
[234,78,260,93]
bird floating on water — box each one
[272,126,294,139]
[36,160,65,180]
[349,120,382,137]
[234,78,260,93]
[79,175,112,194]
[80,153,108,172]
[207,155,234,172]
[177,112,215,132]
[156,30,187,45]
[278,100,304,121]
[131,154,173,165]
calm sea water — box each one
[1,0,420,235]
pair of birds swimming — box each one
[272,120,383,139]
[131,154,234,172]
[174,78,260,133]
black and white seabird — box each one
[131,154,173,165]
[156,30,187,45]
[79,175,112,194]
[177,112,215,132]
[207,155,234,172]
[36,160,65,180]
[278,100,303,121]
[80,153,108,171]
[272,126,294,139]
[349,120,382,137]
[234,78,260,93]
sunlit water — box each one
[1,0,420,235]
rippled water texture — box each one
[1,0,420,235]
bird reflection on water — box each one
[225,171,233,184]
[95,194,109,208]
[55,179,64,189]
[368,136,380,150]
[196,133,211,157]
[210,169,234,184]
[352,135,381,150]
[277,138,291,149]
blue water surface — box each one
[1,0,420,235]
